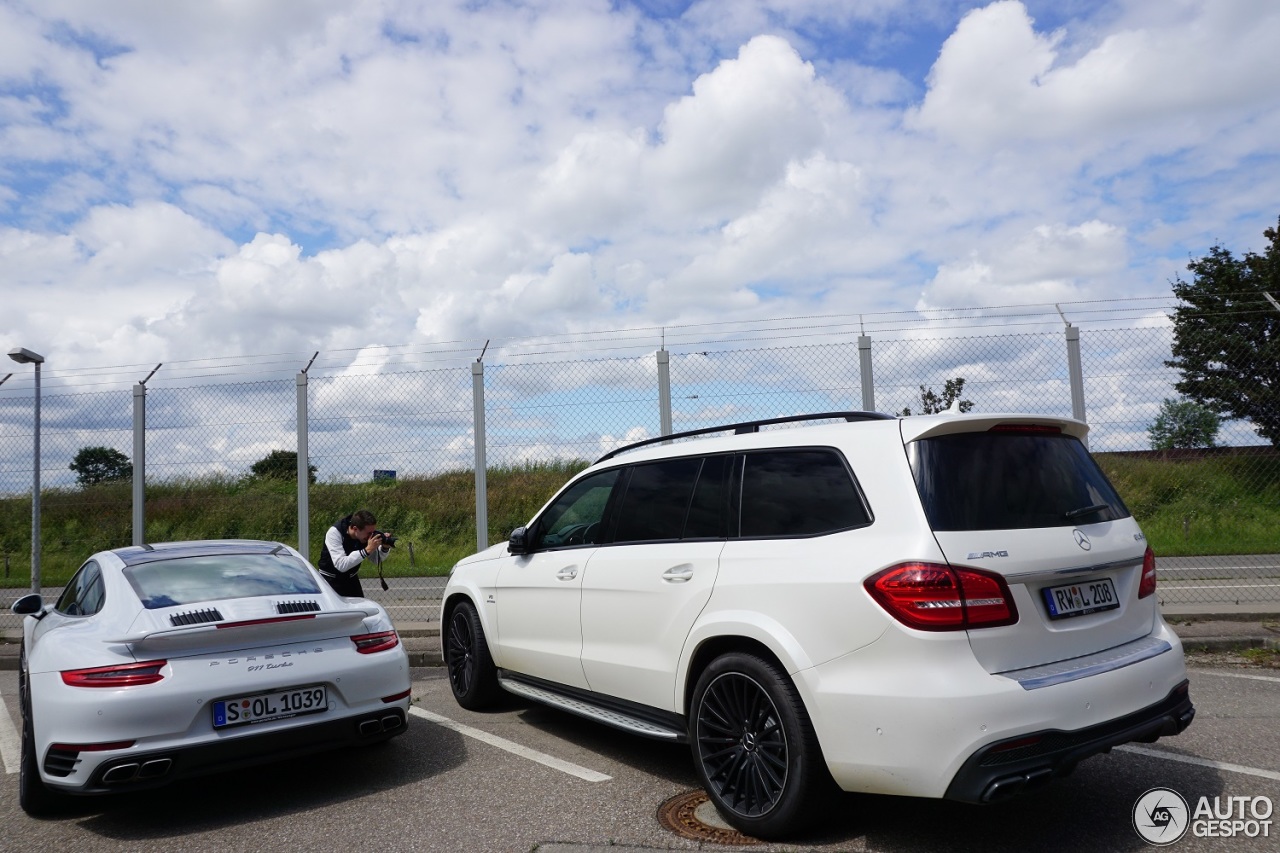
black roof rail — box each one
[595,411,895,463]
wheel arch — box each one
[682,634,788,716]
[440,590,471,624]
[440,589,501,666]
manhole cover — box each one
[657,790,761,845]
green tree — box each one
[250,450,317,484]
[69,446,132,486]
[1147,398,1221,449]
[1167,217,1280,444]
[899,377,975,416]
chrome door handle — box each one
[556,567,578,581]
[662,565,694,583]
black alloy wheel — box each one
[690,652,832,839]
[445,600,501,710]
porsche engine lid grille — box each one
[169,608,224,627]
[276,599,321,614]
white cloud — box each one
[921,220,1129,307]
[911,0,1280,151]
[2,0,1279,482]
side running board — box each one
[497,673,686,742]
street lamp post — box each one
[8,347,44,595]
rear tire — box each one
[445,601,502,710]
[689,652,833,840]
[19,653,62,817]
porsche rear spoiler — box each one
[110,609,378,654]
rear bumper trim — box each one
[945,680,1194,804]
[996,635,1172,690]
[59,708,408,795]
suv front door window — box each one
[532,469,620,549]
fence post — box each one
[657,348,672,436]
[858,335,875,412]
[132,382,145,546]
[472,360,488,552]
[297,370,310,561]
[1065,324,1088,445]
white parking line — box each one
[0,693,20,775]
[408,707,611,782]
[1117,745,1280,782]
[1188,669,1280,684]
[1163,583,1280,589]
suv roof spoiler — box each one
[595,411,895,462]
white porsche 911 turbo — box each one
[11,539,411,815]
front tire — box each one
[445,600,501,710]
[689,652,832,840]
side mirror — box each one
[508,526,531,556]
[11,593,44,616]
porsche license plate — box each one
[213,685,327,728]
[1042,577,1120,620]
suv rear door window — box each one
[909,430,1130,531]
[739,449,870,537]
[684,454,733,539]
[612,457,702,543]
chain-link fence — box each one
[2,312,1277,621]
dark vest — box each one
[317,515,362,577]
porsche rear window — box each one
[124,554,322,609]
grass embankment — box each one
[1096,451,1280,557]
[0,461,587,588]
[2,453,1276,589]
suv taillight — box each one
[865,563,1019,631]
[1138,547,1157,598]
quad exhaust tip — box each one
[358,713,405,736]
[101,757,172,785]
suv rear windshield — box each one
[908,430,1130,531]
[124,554,322,609]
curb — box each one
[1181,637,1280,653]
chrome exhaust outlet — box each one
[138,758,172,779]
[358,719,383,736]
[102,763,140,784]
[380,715,402,730]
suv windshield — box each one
[908,430,1130,531]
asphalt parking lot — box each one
[2,654,1278,852]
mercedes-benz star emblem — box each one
[1073,529,1092,551]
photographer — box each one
[317,509,389,597]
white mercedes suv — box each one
[440,411,1194,839]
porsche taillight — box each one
[1138,546,1157,599]
[865,563,1018,631]
[351,630,400,654]
[61,659,167,687]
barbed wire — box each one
[3,294,1277,394]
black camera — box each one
[374,531,397,549]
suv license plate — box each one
[1042,578,1120,620]
[213,685,328,728]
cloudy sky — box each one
[2,0,1279,390]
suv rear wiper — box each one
[1063,503,1110,520]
